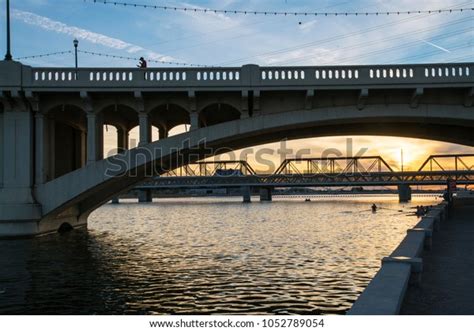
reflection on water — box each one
[0,196,438,314]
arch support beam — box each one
[138,112,151,145]
[86,112,103,164]
[190,112,199,131]
[117,127,129,152]
[357,89,368,110]
[465,87,474,107]
[411,88,424,108]
[158,126,169,140]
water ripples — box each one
[0,196,437,314]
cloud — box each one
[11,8,177,62]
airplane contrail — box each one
[11,9,177,62]
[420,40,451,53]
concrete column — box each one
[138,190,153,203]
[87,113,98,164]
[88,112,104,163]
[74,129,83,170]
[117,128,129,153]
[138,112,151,146]
[398,184,412,202]
[0,110,4,188]
[48,118,55,180]
[159,127,169,140]
[97,115,104,160]
[1,110,35,203]
[259,187,273,202]
[79,131,87,166]
[34,113,47,184]
[0,107,43,237]
[242,186,251,203]
[190,112,199,131]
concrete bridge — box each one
[0,60,473,237]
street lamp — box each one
[73,39,79,69]
[4,0,12,61]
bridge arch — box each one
[45,104,87,131]
[36,103,474,227]
[167,124,190,137]
[99,104,139,132]
[149,103,190,137]
[45,105,87,179]
[199,103,241,127]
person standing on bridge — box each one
[137,57,147,68]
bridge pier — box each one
[117,128,129,153]
[138,190,153,203]
[0,99,87,237]
[398,184,412,202]
[242,186,251,203]
[259,187,273,202]
[0,106,41,236]
[138,112,151,146]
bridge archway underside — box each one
[36,105,474,219]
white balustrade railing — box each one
[16,63,474,88]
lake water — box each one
[0,195,439,314]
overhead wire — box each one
[315,27,473,65]
[16,1,473,67]
[269,17,473,66]
[216,1,473,65]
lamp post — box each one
[73,38,79,69]
[4,0,12,61]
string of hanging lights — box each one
[84,0,474,17]
[77,50,210,67]
[15,50,73,60]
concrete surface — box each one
[348,262,412,315]
[401,205,474,314]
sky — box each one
[1,0,473,171]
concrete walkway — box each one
[401,204,474,314]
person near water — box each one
[137,57,147,68]
[371,204,377,212]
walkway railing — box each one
[5,62,472,89]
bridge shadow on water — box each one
[0,230,142,314]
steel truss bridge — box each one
[136,154,474,189]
